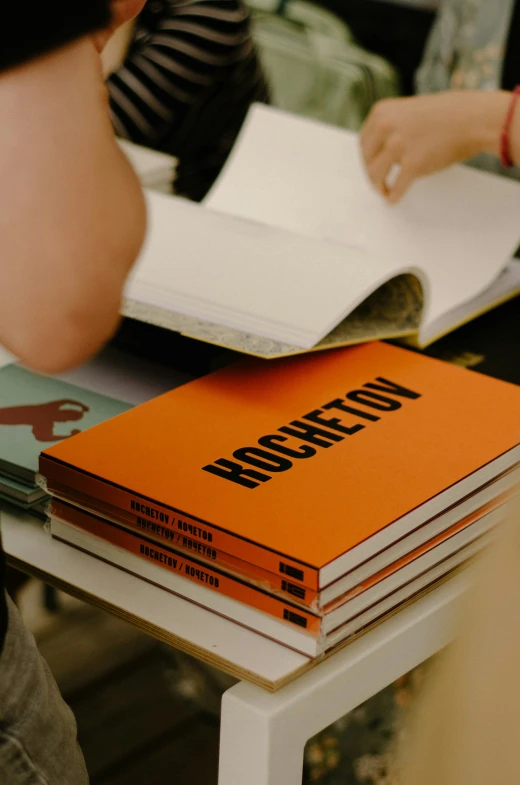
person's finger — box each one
[386,165,415,204]
[361,98,404,165]
[360,116,386,167]
[366,144,398,195]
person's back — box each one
[0,4,147,783]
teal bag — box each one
[247,0,401,131]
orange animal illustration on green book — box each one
[0,399,89,442]
[0,364,130,482]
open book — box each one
[123,104,520,359]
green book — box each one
[0,365,131,483]
[0,474,46,505]
[0,492,48,519]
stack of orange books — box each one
[39,343,520,658]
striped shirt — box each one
[107,0,270,200]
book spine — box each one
[52,507,322,637]
[39,455,319,590]
[51,498,318,610]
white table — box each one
[0,346,469,784]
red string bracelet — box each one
[500,86,520,168]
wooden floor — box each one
[18,580,221,785]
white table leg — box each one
[218,574,468,785]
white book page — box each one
[419,257,520,346]
[126,191,411,348]
[118,139,176,181]
[206,105,520,342]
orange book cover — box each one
[40,343,520,585]
[52,506,321,636]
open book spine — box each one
[51,497,319,610]
[51,511,322,636]
[40,456,320,590]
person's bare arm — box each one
[0,35,146,372]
